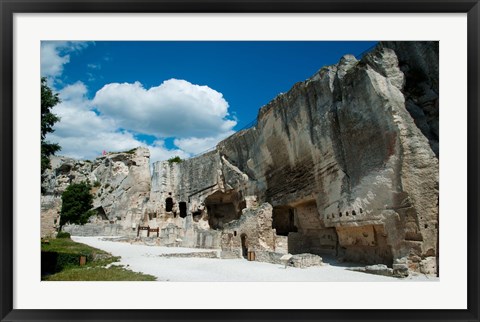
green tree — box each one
[60,182,95,229]
[167,156,182,163]
[41,77,61,174]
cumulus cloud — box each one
[41,41,90,82]
[42,44,237,163]
[174,132,235,155]
[47,131,141,160]
[148,140,191,163]
[46,82,135,160]
[92,79,237,138]
[46,79,236,164]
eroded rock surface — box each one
[41,148,151,236]
[41,41,439,275]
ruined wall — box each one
[220,203,277,256]
[142,151,224,247]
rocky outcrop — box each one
[41,41,439,275]
[41,147,151,236]
[380,41,439,157]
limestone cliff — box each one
[41,41,439,274]
[41,147,151,237]
[147,41,438,272]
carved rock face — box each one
[42,42,439,274]
[166,41,438,270]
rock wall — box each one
[41,147,152,236]
[40,195,61,238]
[147,41,438,271]
[221,203,277,255]
[41,41,439,274]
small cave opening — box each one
[272,206,298,236]
[179,202,187,218]
[192,211,202,222]
[205,190,244,230]
[93,206,108,221]
[241,233,248,258]
[165,197,173,212]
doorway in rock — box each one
[240,233,248,258]
[204,190,244,229]
[165,197,173,212]
[179,202,187,218]
[272,206,297,236]
[285,200,338,256]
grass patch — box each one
[56,231,71,239]
[41,237,109,256]
[44,265,156,281]
[42,237,156,281]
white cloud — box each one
[41,42,70,79]
[46,82,133,160]
[174,131,235,155]
[92,79,237,139]
[42,45,236,163]
[148,140,191,162]
[41,41,90,83]
[57,81,89,105]
[46,80,235,164]
[87,63,101,69]
[47,131,141,160]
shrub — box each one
[93,181,101,187]
[56,232,71,239]
[168,156,182,163]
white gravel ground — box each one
[72,236,438,282]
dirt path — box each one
[72,236,437,282]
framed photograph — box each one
[1,1,478,321]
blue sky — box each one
[41,41,377,163]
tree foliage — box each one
[167,156,182,163]
[41,77,61,174]
[60,182,95,228]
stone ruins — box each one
[41,41,439,277]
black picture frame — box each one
[1,1,479,321]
